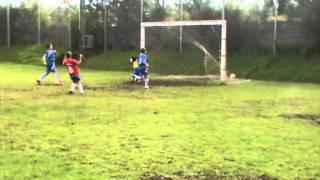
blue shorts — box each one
[70,74,81,83]
[139,66,149,76]
[133,68,139,76]
[46,62,57,73]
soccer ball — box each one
[230,73,237,80]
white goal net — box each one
[141,20,227,81]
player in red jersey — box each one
[63,51,84,94]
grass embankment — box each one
[1,45,319,83]
[228,54,320,83]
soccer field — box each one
[0,63,319,179]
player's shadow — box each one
[38,84,63,87]
[85,80,220,92]
[84,78,224,92]
[121,79,223,88]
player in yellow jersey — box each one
[130,56,142,83]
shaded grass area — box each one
[0,45,67,65]
[228,54,320,83]
[0,63,320,179]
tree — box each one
[285,0,320,53]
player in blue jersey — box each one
[138,48,150,89]
[36,43,62,85]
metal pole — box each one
[179,0,183,53]
[273,0,279,56]
[6,0,10,48]
[79,1,81,30]
[141,0,143,22]
[140,25,145,49]
[104,3,107,53]
[68,11,72,48]
[80,0,86,50]
[221,20,227,82]
[221,0,226,81]
[65,1,72,48]
[37,0,41,45]
[221,0,225,20]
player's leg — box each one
[54,71,63,85]
[37,73,48,85]
[52,63,62,85]
[78,80,84,94]
[75,75,84,94]
[69,75,77,94]
[131,69,140,82]
[144,75,149,89]
[36,65,51,85]
[131,74,136,82]
[143,67,149,89]
[71,75,84,94]
[133,74,142,82]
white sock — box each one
[144,79,149,88]
[70,83,76,92]
[55,73,60,82]
[78,83,84,94]
[39,73,48,80]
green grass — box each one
[228,54,320,83]
[0,62,320,179]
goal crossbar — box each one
[141,20,226,27]
[140,20,227,81]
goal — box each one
[140,20,227,81]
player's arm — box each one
[42,54,47,65]
[78,54,83,64]
[146,56,150,67]
[62,56,67,66]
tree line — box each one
[0,0,319,55]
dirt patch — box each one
[85,85,116,91]
[280,113,320,125]
[141,171,276,180]
[142,79,215,87]
[140,172,172,180]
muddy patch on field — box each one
[85,85,116,91]
[140,172,172,180]
[140,171,276,180]
[280,113,320,125]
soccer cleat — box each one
[144,85,149,89]
[36,80,41,85]
[56,81,63,86]
[69,91,74,94]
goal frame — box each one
[140,20,227,81]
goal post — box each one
[140,20,227,81]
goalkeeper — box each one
[130,56,142,83]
